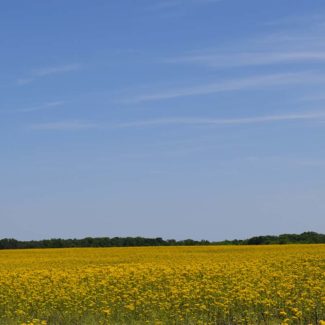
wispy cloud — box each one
[29,111,325,131]
[148,0,220,10]
[299,94,325,102]
[166,51,325,68]
[295,159,325,167]
[165,13,325,69]
[17,63,81,86]
[242,155,325,169]
[128,72,325,102]
[263,14,325,27]
[32,64,81,77]
[17,101,66,113]
[116,111,325,128]
[16,78,35,86]
[30,120,98,131]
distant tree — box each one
[0,232,324,250]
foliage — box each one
[0,232,324,250]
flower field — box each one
[0,245,324,325]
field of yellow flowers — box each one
[0,245,324,325]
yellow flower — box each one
[125,303,135,311]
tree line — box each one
[0,231,324,250]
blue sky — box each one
[1,0,325,240]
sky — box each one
[1,0,325,241]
